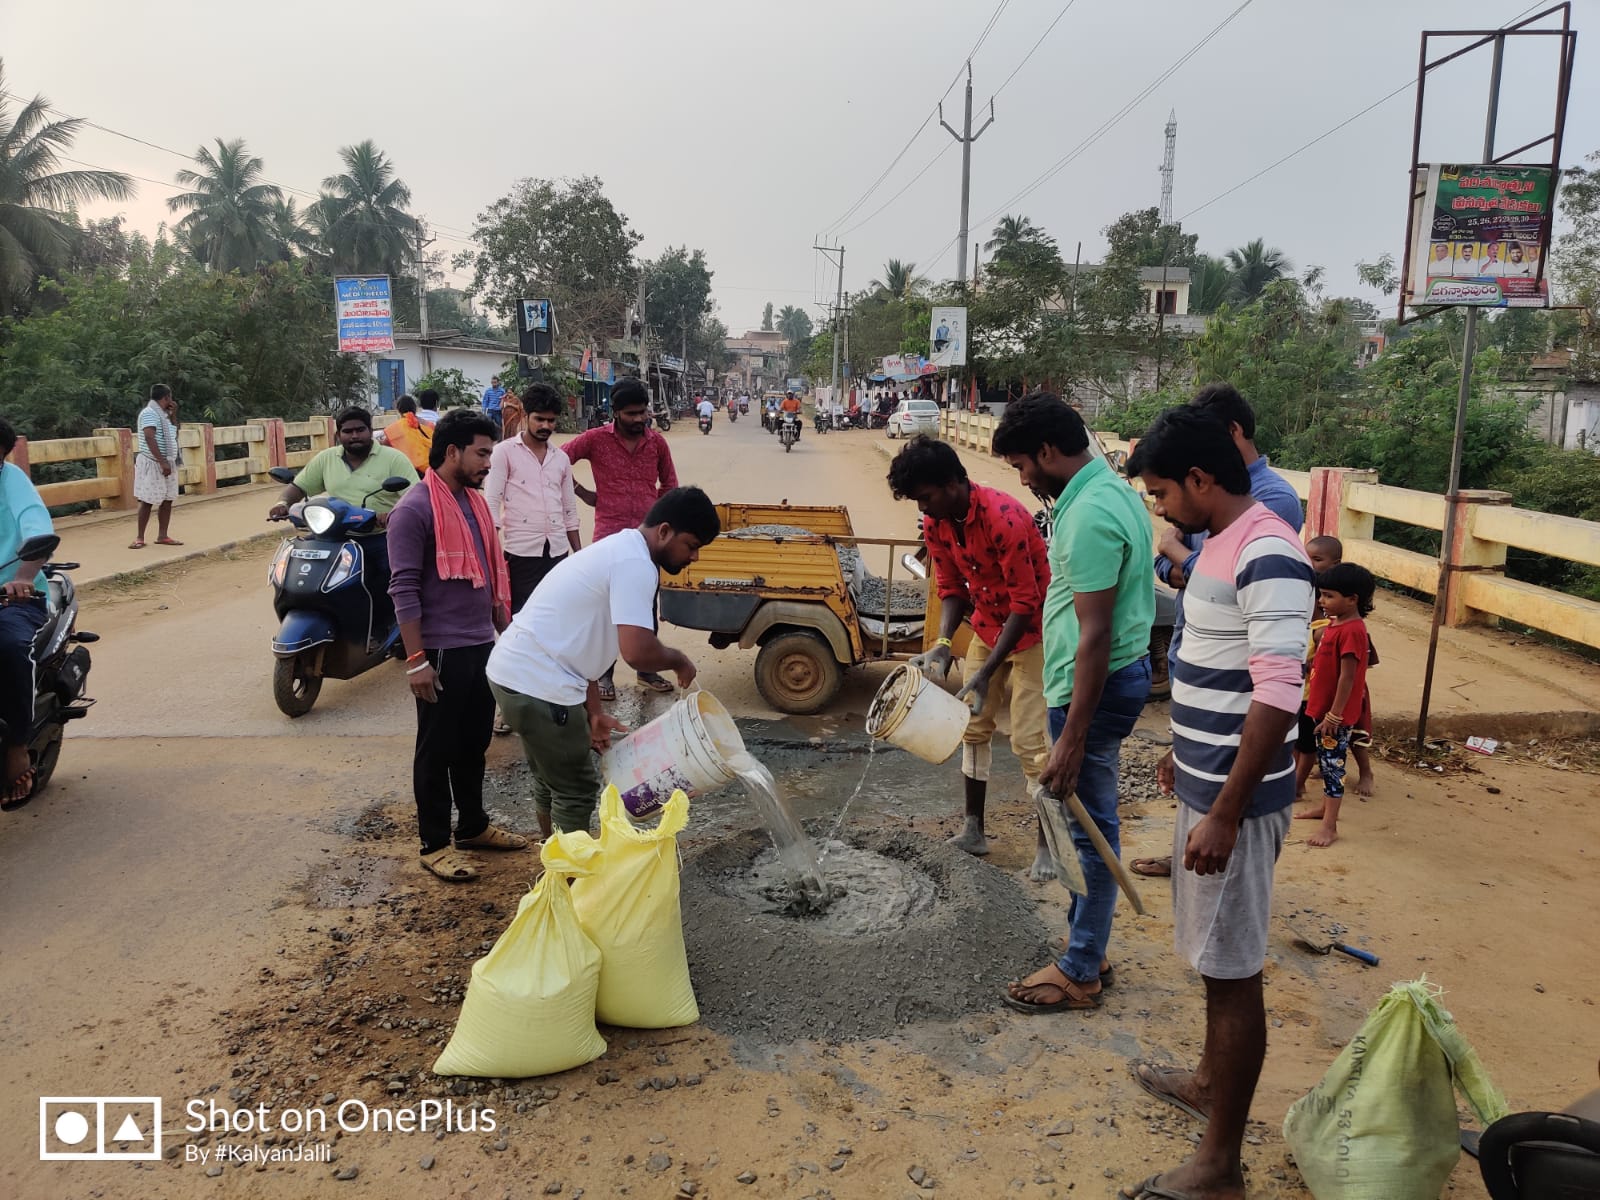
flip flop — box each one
[637,672,674,693]
[597,679,617,702]
[2,766,37,811]
[1131,1061,1211,1124]
[155,537,184,546]
[455,825,530,851]
[1002,968,1102,1014]
[1120,1174,1202,1199]
[128,540,145,550]
[420,848,479,881]
[1131,856,1173,878]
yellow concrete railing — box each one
[973,425,1600,649]
[12,416,334,510]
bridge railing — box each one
[10,416,336,510]
[1085,432,1600,651]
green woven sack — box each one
[1283,979,1508,1199]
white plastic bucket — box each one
[600,691,745,819]
[865,663,970,764]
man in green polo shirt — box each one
[268,407,419,524]
[992,393,1154,1014]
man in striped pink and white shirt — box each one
[483,383,582,616]
[1120,405,1314,1200]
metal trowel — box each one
[1286,918,1380,966]
[1033,787,1147,915]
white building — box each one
[366,330,519,405]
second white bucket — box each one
[600,690,746,819]
[866,663,971,764]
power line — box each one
[841,143,955,237]
[993,0,1081,99]
[1,85,480,241]
[820,0,1012,234]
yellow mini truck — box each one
[657,502,963,714]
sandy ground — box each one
[4,420,1597,1199]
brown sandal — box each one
[1131,856,1173,878]
[420,848,479,881]
[1002,964,1102,1013]
[455,825,530,851]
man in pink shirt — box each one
[484,383,583,614]
[563,377,679,697]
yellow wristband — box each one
[935,637,953,649]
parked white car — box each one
[886,399,941,439]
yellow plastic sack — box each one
[1283,978,1507,1199]
[571,786,699,1029]
[432,832,607,1078]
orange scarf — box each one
[424,469,511,626]
[386,412,433,472]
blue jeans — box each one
[1050,656,1152,984]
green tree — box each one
[457,175,642,354]
[776,304,813,376]
[869,258,925,301]
[308,140,417,276]
[761,301,773,331]
[645,245,714,359]
[0,64,134,312]
[1187,252,1236,314]
[985,215,1050,264]
[1552,147,1600,378]
[412,367,478,408]
[1102,207,1198,268]
[167,138,284,272]
[1225,238,1293,300]
[266,197,316,263]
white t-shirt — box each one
[697,399,714,418]
[486,529,660,705]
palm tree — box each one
[0,62,134,309]
[984,214,1041,260]
[167,138,283,272]
[265,197,316,262]
[870,258,925,301]
[1225,238,1293,301]
[774,304,812,345]
[1187,253,1237,314]
[309,140,417,275]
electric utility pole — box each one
[940,63,995,288]
[414,221,436,371]
[814,242,846,403]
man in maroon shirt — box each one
[564,377,679,697]
[889,436,1056,878]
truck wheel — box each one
[755,631,844,715]
[273,654,322,718]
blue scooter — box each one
[266,467,410,717]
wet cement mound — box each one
[681,828,1052,1041]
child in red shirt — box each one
[1298,562,1375,848]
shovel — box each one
[1034,787,1147,916]
[1286,918,1380,966]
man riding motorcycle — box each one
[269,408,419,527]
[0,417,52,807]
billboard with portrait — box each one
[928,306,967,367]
[518,298,554,356]
[1404,164,1557,309]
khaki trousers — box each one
[960,636,1048,785]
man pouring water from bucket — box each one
[887,437,1056,878]
[487,487,721,837]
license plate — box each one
[290,548,332,560]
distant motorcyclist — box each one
[0,417,52,806]
[696,396,715,423]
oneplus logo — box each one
[39,1097,163,1160]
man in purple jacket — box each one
[388,410,530,882]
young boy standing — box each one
[1298,562,1375,847]
[1297,537,1376,797]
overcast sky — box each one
[5,1,1596,336]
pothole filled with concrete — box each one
[681,828,1052,1041]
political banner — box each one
[334,276,394,353]
[518,298,554,356]
[1405,164,1557,309]
[929,306,967,366]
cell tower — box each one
[1159,109,1177,224]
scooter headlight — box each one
[269,541,292,587]
[304,504,338,536]
[322,544,359,591]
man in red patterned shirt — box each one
[565,378,680,697]
[889,437,1056,878]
